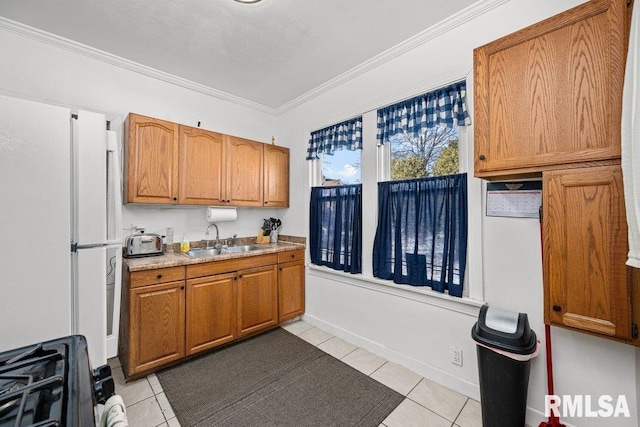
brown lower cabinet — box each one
[237,265,278,336]
[120,250,305,379]
[278,257,305,322]
[125,280,185,376]
[186,272,237,355]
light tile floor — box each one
[110,320,482,427]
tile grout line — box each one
[368,360,388,377]
[404,377,423,397]
[405,395,454,423]
[451,397,469,426]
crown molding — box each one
[274,0,510,115]
[0,0,508,117]
[0,17,277,116]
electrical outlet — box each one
[452,346,463,366]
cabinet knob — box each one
[265,201,268,205]
[291,254,295,258]
[157,274,162,279]
[180,286,185,290]
[478,154,486,161]
[173,197,177,201]
[553,305,562,312]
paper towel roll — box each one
[206,206,237,222]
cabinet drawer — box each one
[130,266,185,288]
[187,254,278,279]
[278,249,304,263]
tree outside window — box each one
[389,126,459,180]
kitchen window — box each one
[309,184,362,273]
[307,117,363,273]
[373,81,471,296]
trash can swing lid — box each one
[471,304,538,356]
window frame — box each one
[306,79,484,305]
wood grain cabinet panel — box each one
[237,264,278,336]
[474,0,627,177]
[125,113,291,207]
[121,249,308,378]
[225,136,264,206]
[128,281,185,375]
[125,114,179,203]
[543,165,631,340]
[186,273,237,355]
[278,259,305,322]
[263,145,289,207]
[178,126,225,205]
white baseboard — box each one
[301,313,481,400]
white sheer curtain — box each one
[622,3,640,268]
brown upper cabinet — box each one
[125,113,289,207]
[178,125,225,205]
[543,165,631,341]
[474,0,628,178]
[263,145,290,207]
[225,136,264,206]
[125,114,179,203]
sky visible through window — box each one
[322,149,361,185]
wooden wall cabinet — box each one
[225,136,264,206]
[264,145,290,207]
[277,250,305,322]
[125,114,179,203]
[125,113,286,207]
[120,267,186,377]
[472,0,637,345]
[543,165,633,340]
[178,126,225,205]
[474,0,627,178]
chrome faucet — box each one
[231,234,237,246]
[205,223,220,249]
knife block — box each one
[256,229,271,244]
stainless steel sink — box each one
[183,248,222,258]
[222,245,266,253]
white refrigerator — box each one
[0,94,122,367]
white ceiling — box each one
[0,0,477,110]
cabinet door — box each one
[178,126,225,205]
[474,0,627,177]
[237,264,278,336]
[543,165,630,339]
[278,260,305,322]
[186,273,236,355]
[126,113,179,203]
[263,145,289,207]
[225,136,264,206]
[129,281,185,375]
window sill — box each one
[306,264,484,317]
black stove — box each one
[0,335,114,427]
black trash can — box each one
[471,304,539,427]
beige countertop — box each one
[123,241,305,272]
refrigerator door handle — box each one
[106,130,123,244]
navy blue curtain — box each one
[373,174,467,297]
[310,184,362,273]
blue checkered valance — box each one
[376,80,471,144]
[306,116,362,160]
